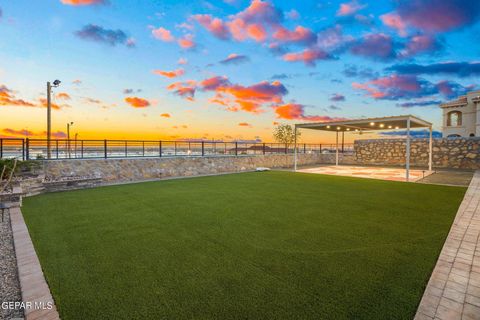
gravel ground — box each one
[0,210,24,320]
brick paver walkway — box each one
[10,207,60,320]
[415,171,480,320]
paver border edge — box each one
[414,170,480,319]
[10,206,61,320]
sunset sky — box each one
[0,0,479,143]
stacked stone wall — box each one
[355,138,480,169]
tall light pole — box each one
[47,79,61,159]
[67,122,74,158]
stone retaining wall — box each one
[355,138,480,169]
[42,153,322,183]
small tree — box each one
[273,124,300,149]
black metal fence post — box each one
[303,143,306,154]
[104,139,107,159]
[25,138,30,160]
[21,139,25,160]
[159,141,162,157]
[285,143,287,154]
[56,140,59,159]
[263,143,266,155]
[0,139,2,158]
[125,141,128,157]
[81,141,84,158]
[142,141,145,157]
[201,141,205,156]
[235,142,238,156]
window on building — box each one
[470,133,475,137]
[447,134,461,138]
[447,111,462,126]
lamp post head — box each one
[52,79,61,87]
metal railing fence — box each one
[0,138,354,160]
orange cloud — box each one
[246,23,267,42]
[1,128,67,139]
[0,85,36,107]
[125,97,151,108]
[152,27,175,42]
[153,68,185,78]
[56,92,71,100]
[168,76,289,114]
[38,98,67,110]
[178,34,196,49]
[238,122,252,127]
[160,113,171,118]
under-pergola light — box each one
[336,127,341,130]
[388,125,392,129]
[395,126,399,129]
[369,122,375,126]
[326,125,330,129]
[379,124,385,128]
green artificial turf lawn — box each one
[22,171,466,319]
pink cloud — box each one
[194,0,283,43]
[193,14,230,40]
[200,76,230,91]
[152,27,175,42]
[272,25,316,45]
[177,58,188,65]
[336,1,366,17]
[352,74,437,100]
[275,103,347,121]
[395,0,480,32]
[282,48,332,66]
[399,35,441,58]
[60,0,106,5]
[380,13,408,37]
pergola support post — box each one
[294,125,298,172]
[428,126,433,171]
[335,130,339,166]
[406,118,411,182]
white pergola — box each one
[294,115,433,182]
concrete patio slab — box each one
[415,171,480,320]
[297,165,432,182]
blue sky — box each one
[0,0,479,142]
